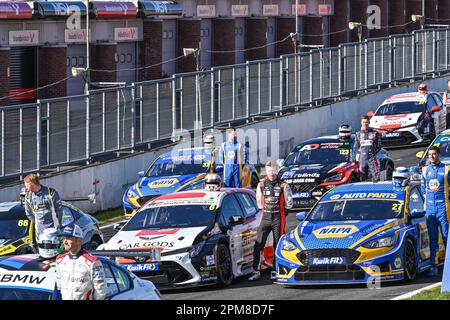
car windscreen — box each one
[122,205,216,230]
[0,217,29,240]
[375,101,426,116]
[146,162,209,177]
[308,200,403,221]
[0,288,52,300]
[284,142,350,165]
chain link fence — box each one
[1,28,450,180]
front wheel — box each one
[217,243,233,287]
[404,238,418,282]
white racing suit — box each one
[55,250,107,300]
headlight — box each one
[189,241,205,258]
[281,237,297,251]
[127,189,138,199]
[323,172,344,183]
[362,235,396,249]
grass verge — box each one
[93,207,125,226]
[408,286,450,300]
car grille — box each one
[137,195,159,206]
[296,249,361,266]
[131,261,193,287]
[290,183,318,193]
[294,266,366,282]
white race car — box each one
[0,254,161,300]
[99,189,272,289]
[368,92,446,147]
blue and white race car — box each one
[275,182,445,285]
[123,147,258,218]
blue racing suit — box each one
[220,141,243,188]
[421,162,450,266]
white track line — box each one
[391,282,442,300]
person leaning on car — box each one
[55,224,107,300]
[23,173,63,242]
[421,145,450,277]
[249,160,293,281]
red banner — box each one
[91,1,137,19]
[0,2,32,19]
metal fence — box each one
[1,28,450,180]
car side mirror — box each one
[113,221,126,231]
[410,210,426,219]
[296,211,307,221]
[367,111,374,117]
[138,171,145,177]
[228,215,244,226]
[432,105,441,112]
[276,158,285,168]
[415,151,425,159]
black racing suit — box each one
[252,177,293,271]
[355,129,381,182]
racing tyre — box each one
[251,174,259,189]
[217,243,233,287]
[404,238,418,282]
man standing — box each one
[55,224,107,300]
[355,115,381,182]
[23,174,63,241]
[219,129,244,188]
[249,161,293,281]
[421,146,450,277]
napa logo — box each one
[149,178,179,189]
[428,179,440,191]
[313,225,359,238]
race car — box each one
[368,92,446,147]
[123,147,259,218]
[277,135,394,210]
[0,253,161,300]
[0,201,104,256]
[102,189,272,289]
[274,182,445,285]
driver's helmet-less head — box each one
[38,228,64,259]
[392,167,410,191]
[338,124,352,140]
[203,134,215,149]
[204,173,222,191]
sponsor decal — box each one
[136,228,180,236]
[114,27,138,42]
[291,4,306,15]
[313,225,359,238]
[263,4,278,16]
[0,270,55,292]
[320,143,342,149]
[197,5,215,17]
[65,29,90,43]
[149,178,179,189]
[193,154,205,161]
[205,255,215,266]
[310,257,346,265]
[0,2,32,19]
[327,192,398,200]
[118,242,174,250]
[292,192,311,199]
[384,132,400,138]
[300,144,320,151]
[394,257,401,269]
[9,30,39,46]
[318,4,333,15]
[329,194,341,200]
[429,179,440,191]
[438,136,450,142]
[123,263,159,272]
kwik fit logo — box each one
[310,257,345,265]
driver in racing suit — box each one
[55,224,106,300]
[249,161,293,281]
[355,115,381,182]
[421,145,450,277]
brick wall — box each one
[37,46,67,99]
[276,17,295,56]
[330,0,350,47]
[90,44,117,84]
[245,17,267,61]
[177,19,201,73]
[0,49,9,106]
[213,18,235,67]
[139,20,163,81]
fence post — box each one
[156,82,160,140]
[19,107,23,177]
[171,74,177,138]
[66,99,70,163]
[86,92,90,163]
[364,41,368,89]
[210,69,214,128]
[412,32,416,78]
[131,84,136,152]
[36,101,41,174]
[388,37,393,84]
[432,30,436,74]
[246,61,250,118]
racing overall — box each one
[220,141,244,188]
[252,177,293,271]
[24,186,63,241]
[355,129,381,182]
[421,162,450,266]
[55,250,107,300]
